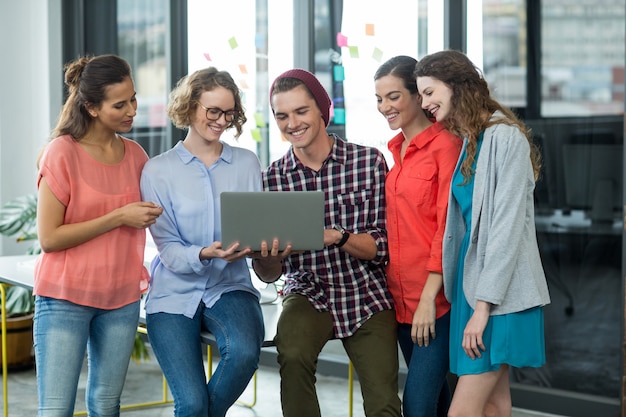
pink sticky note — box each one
[365,24,375,36]
[336,32,348,47]
[203,53,212,61]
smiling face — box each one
[190,86,236,144]
[89,76,137,133]
[271,84,326,152]
[416,76,454,123]
[375,74,424,132]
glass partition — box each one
[480,1,624,414]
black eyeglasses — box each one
[196,101,238,122]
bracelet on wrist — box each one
[333,224,350,247]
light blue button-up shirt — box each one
[140,141,262,318]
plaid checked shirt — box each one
[263,135,395,338]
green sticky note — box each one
[349,46,359,58]
[228,37,238,49]
[333,65,345,81]
[372,47,383,62]
[250,128,262,142]
[254,112,266,127]
[334,108,346,125]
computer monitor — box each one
[525,116,623,221]
[562,143,623,223]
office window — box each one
[480,0,527,110]
[481,0,625,117]
[117,0,170,157]
[339,0,443,165]
[541,0,624,116]
[186,0,293,167]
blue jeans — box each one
[34,296,140,417]
[146,290,264,417]
[398,312,451,417]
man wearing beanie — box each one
[252,68,402,417]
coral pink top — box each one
[34,135,149,309]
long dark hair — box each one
[52,54,132,141]
[374,55,418,95]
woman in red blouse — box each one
[375,55,461,417]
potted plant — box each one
[0,193,37,369]
[0,193,149,365]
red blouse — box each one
[385,122,461,324]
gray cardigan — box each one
[442,122,551,315]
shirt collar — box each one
[173,140,233,165]
[282,133,347,173]
[388,122,446,153]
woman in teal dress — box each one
[415,51,551,417]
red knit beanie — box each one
[270,68,332,127]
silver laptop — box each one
[220,191,325,251]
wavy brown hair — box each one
[414,50,541,182]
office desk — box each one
[535,209,622,318]
[535,209,623,236]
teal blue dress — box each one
[449,133,546,376]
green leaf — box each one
[131,333,150,363]
[5,286,35,317]
[0,194,38,239]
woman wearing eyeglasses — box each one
[140,67,264,417]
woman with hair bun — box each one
[34,54,163,416]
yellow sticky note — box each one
[365,24,375,36]
[254,112,266,127]
[228,37,238,49]
[349,46,359,58]
[250,128,262,142]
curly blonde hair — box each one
[167,67,247,138]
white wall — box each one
[0,0,63,255]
